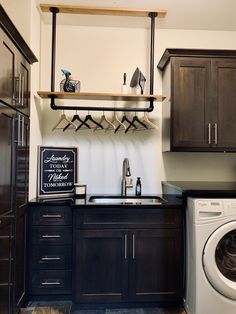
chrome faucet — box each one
[121,158,133,196]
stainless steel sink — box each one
[88,195,166,205]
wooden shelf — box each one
[37,91,165,102]
[40,4,167,18]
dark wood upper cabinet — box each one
[158,49,236,152]
[212,59,236,149]
[0,24,32,117]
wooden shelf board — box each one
[37,91,165,102]
[40,4,167,18]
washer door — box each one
[203,221,236,300]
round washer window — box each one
[203,221,236,300]
[215,230,236,282]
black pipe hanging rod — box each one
[49,95,154,112]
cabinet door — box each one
[15,55,30,116]
[0,29,30,116]
[172,57,212,150]
[129,229,182,302]
[15,114,29,208]
[0,112,14,215]
[0,31,14,108]
[212,59,236,149]
[75,229,128,303]
[0,216,14,314]
[14,204,27,309]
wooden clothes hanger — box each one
[94,111,116,132]
[63,111,91,132]
[52,111,77,131]
[108,112,126,133]
[75,112,103,132]
[127,112,148,132]
[119,114,137,133]
[140,112,159,130]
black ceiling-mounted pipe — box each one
[149,12,157,96]
[48,8,157,113]
[50,7,59,92]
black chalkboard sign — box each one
[38,146,78,198]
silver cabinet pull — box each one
[42,234,61,238]
[214,123,218,145]
[18,115,21,146]
[41,256,61,261]
[42,214,62,218]
[21,76,24,107]
[41,280,61,286]
[132,234,135,260]
[21,116,24,146]
[124,234,127,259]
[208,123,211,145]
[18,74,22,106]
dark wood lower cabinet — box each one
[14,205,27,309]
[0,216,14,314]
[130,229,182,302]
[74,207,183,305]
[75,230,128,303]
[28,205,73,298]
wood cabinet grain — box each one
[158,49,236,151]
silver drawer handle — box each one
[42,214,62,218]
[42,234,61,238]
[124,234,127,260]
[208,123,211,145]
[132,234,135,260]
[41,256,61,261]
[21,75,24,107]
[41,280,61,286]
[214,123,218,145]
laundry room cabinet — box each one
[74,206,183,304]
[0,28,30,116]
[157,49,236,152]
[0,4,37,313]
[27,204,73,297]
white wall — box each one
[28,0,43,199]
[157,29,236,183]
[38,24,236,196]
[1,0,31,45]
[40,24,162,194]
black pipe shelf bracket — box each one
[38,5,166,112]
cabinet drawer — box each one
[31,206,72,225]
[31,246,72,270]
[32,226,72,245]
[29,270,71,295]
[77,210,181,228]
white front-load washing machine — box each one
[185,198,236,314]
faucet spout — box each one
[121,158,133,196]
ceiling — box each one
[36,0,236,31]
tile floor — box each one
[20,302,186,314]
